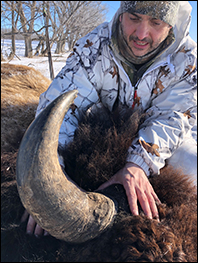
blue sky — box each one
[102,1,197,43]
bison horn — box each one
[16,90,116,243]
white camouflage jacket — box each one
[36,1,197,177]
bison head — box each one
[15,90,197,262]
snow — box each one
[1,39,70,80]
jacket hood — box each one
[109,1,194,60]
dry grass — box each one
[1,63,51,151]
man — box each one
[22,1,197,236]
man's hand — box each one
[21,210,49,237]
[20,163,160,236]
[97,162,161,220]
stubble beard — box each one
[120,22,167,59]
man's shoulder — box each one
[75,22,110,49]
[66,22,112,70]
[174,36,197,59]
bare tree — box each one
[16,1,36,57]
[1,1,108,58]
[65,1,108,51]
[8,1,18,59]
[2,1,43,57]
[41,1,108,54]
[1,1,19,59]
[1,2,5,60]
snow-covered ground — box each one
[1,39,69,80]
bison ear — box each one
[16,90,116,243]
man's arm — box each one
[128,60,197,177]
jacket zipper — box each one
[132,79,140,109]
[109,49,170,110]
[131,58,171,110]
[132,89,137,109]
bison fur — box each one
[1,94,197,262]
[1,63,51,152]
[1,65,197,262]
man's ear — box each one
[119,14,123,22]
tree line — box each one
[1,1,108,59]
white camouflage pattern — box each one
[36,1,197,177]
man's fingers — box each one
[151,191,161,205]
[136,190,153,219]
[26,215,45,237]
[96,165,161,222]
[124,181,160,221]
[128,192,139,216]
[20,210,29,223]
[26,215,36,235]
[21,210,47,237]
[146,193,160,221]
[123,180,139,216]
[34,224,44,237]
[147,185,161,220]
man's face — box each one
[120,12,172,57]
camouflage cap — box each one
[119,1,180,27]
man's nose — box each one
[135,22,149,40]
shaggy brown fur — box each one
[1,63,51,152]
[1,101,197,262]
[60,106,145,191]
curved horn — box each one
[16,90,116,243]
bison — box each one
[1,63,51,152]
[1,66,197,262]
